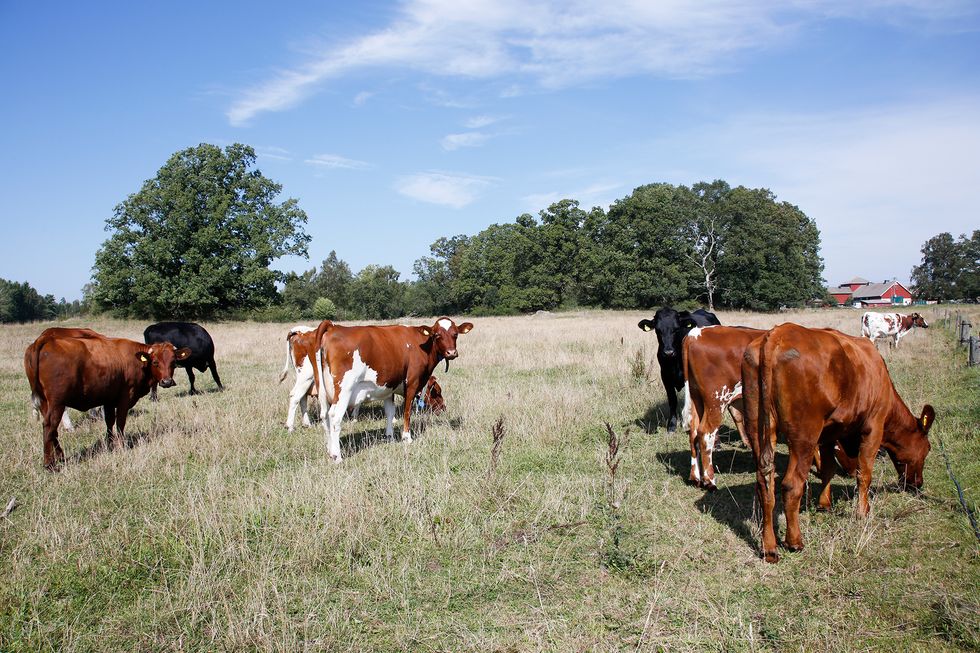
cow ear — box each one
[175,347,192,361]
[684,321,696,329]
[919,405,935,435]
[457,322,474,334]
[417,326,433,338]
[638,320,653,332]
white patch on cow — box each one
[322,350,400,461]
[286,350,320,431]
[402,430,413,443]
[406,343,410,348]
[714,383,742,410]
[680,382,692,430]
[438,318,453,331]
[690,456,700,481]
[703,429,718,452]
[687,327,703,340]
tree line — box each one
[25,143,831,322]
[0,279,85,323]
[910,231,980,302]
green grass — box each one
[0,309,977,651]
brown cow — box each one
[25,328,191,470]
[418,376,446,415]
[25,327,105,431]
[311,317,473,461]
[279,326,321,431]
[681,325,765,490]
[741,323,933,563]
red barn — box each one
[826,277,913,307]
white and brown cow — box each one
[278,325,320,431]
[861,312,928,349]
[311,317,473,462]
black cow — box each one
[143,322,223,398]
[638,307,720,432]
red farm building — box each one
[827,277,913,307]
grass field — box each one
[1,308,978,651]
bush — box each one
[312,297,337,320]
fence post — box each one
[970,336,980,367]
[960,321,973,346]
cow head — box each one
[424,376,446,414]
[884,404,934,491]
[139,343,192,388]
[638,307,697,358]
[909,313,929,329]
[417,317,474,371]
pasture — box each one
[1,309,978,651]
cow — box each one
[25,328,191,470]
[681,325,765,490]
[143,321,223,398]
[415,376,447,415]
[638,307,720,432]
[279,326,321,431]
[25,327,105,431]
[311,317,473,462]
[861,312,928,349]
[741,323,933,563]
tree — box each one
[412,235,470,315]
[714,187,824,310]
[349,265,405,319]
[313,250,354,310]
[0,279,58,323]
[90,143,311,318]
[910,232,962,300]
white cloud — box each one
[465,114,503,129]
[228,0,980,125]
[395,171,497,208]
[353,91,374,106]
[255,146,292,161]
[523,181,625,212]
[304,153,370,169]
[440,131,491,150]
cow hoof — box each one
[704,482,718,493]
[784,542,804,553]
[666,424,677,433]
[329,455,343,464]
[763,551,780,564]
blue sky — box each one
[2,1,979,302]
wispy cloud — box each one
[352,91,374,107]
[523,181,625,212]
[228,0,979,125]
[440,132,491,151]
[465,114,504,129]
[304,153,370,169]
[255,146,292,161]
[395,171,497,208]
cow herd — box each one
[23,309,931,562]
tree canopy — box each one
[90,143,310,319]
[911,230,980,301]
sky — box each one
[2,0,979,302]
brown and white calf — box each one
[741,323,933,563]
[861,312,928,349]
[279,325,321,431]
[25,327,190,470]
[311,317,473,461]
[681,325,765,490]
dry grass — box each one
[0,308,978,651]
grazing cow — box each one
[144,321,223,398]
[741,323,933,563]
[279,326,321,431]
[681,325,765,490]
[25,328,190,470]
[415,376,447,415]
[861,312,928,349]
[638,307,720,432]
[312,317,473,462]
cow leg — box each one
[325,386,353,462]
[782,437,818,553]
[286,375,312,432]
[299,394,311,427]
[699,426,720,492]
[186,367,197,395]
[383,398,398,440]
[150,383,158,402]
[208,358,223,390]
[401,382,419,442]
[42,404,66,471]
[102,404,121,449]
[666,387,678,432]
[728,401,750,449]
[816,440,838,511]
[854,428,882,517]
[688,423,702,486]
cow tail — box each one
[311,320,334,402]
[279,332,294,384]
[680,337,693,431]
[30,336,47,413]
[757,335,777,480]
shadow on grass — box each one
[338,413,463,458]
[635,400,670,433]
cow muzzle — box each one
[444,350,458,360]
[159,378,175,389]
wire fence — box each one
[940,309,980,366]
